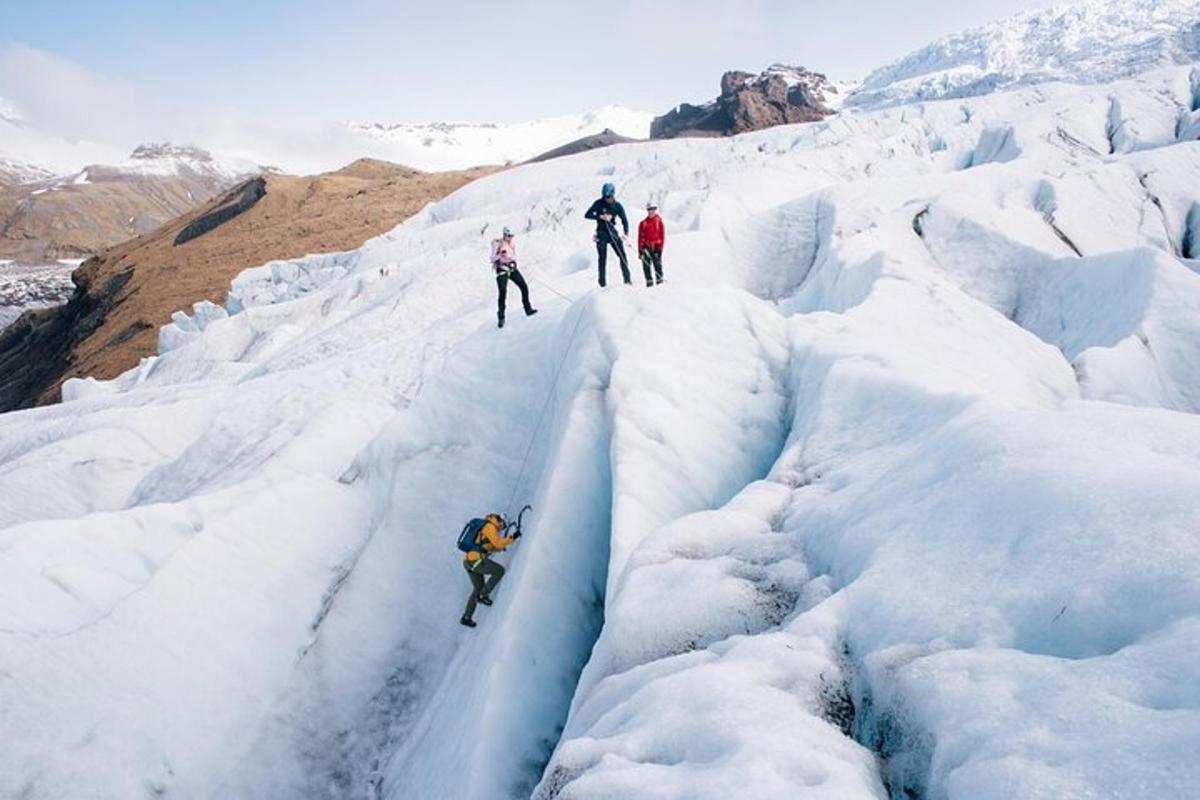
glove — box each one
[512,531,523,540]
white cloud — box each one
[0,43,178,146]
[0,43,367,175]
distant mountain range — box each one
[0,100,651,265]
[343,105,652,171]
[0,140,267,265]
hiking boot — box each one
[525,308,538,317]
[460,615,477,628]
[476,595,493,606]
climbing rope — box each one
[503,297,590,519]
[528,273,576,305]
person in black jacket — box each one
[584,182,630,287]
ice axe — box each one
[509,504,532,539]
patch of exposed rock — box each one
[527,129,640,163]
[651,64,837,139]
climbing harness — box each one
[600,216,626,248]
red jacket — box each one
[638,215,665,251]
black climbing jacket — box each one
[585,198,629,241]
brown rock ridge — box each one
[651,64,837,139]
[527,128,641,163]
[0,158,498,411]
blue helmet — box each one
[601,182,616,198]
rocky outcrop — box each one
[651,64,836,139]
[0,266,132,414]
[174,177,266,246]
[0,158,499,412]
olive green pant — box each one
[462,557,505,620]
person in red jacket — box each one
[637,202,665,286]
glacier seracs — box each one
[1,66,1199,800]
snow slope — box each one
[345,105,653,170]
[848,0,1200,109]
[1,65,1200,800]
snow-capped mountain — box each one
[0,93,263,186]
[2,55,1199,799]
[6,141,262,188]
[651,64,838,139]
[0,90,650,265]
[753,63,845,109]
[0,94,272,265]
[848,0,1200,108]
[0,156,53,185]
[345,105,653,170]
[0,134,267,265]
[103,142,266,181]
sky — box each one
[3,0,1059,122]
[0,0,1056,171]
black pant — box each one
[640,247,663,285]
[596,238,630,287]
[496,266,533,319]
[463,558,505,619]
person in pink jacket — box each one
[490,226,537,328]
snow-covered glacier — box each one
[848,0,1200,110]
[2,64,1200,800]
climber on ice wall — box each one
[456,512,522,627]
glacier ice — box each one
[1,67,1200,800]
